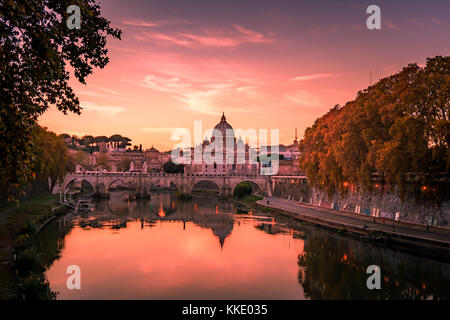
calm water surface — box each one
[41,192,450,299]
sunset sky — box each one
[38,0,450,151]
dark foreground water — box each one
[40,191,450,299]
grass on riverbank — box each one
[237,194,263,204]
[0,193,61,299]
[0,194,60,248]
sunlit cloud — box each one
[137,25,275,48]
[285,90,323,108]
[140,127,184,133]
[430,18,441,25]
[233,25,275,44]
[289,73,341,81]
[82,102,125,116]
[123,18,160,27]
[385,20,398,30]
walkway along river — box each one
[258,196,450,262]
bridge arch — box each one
[167,179,181,191]
[190,179,222,196]
[63,178,95,194]
[106,178,136,192]
[231,179,264,196]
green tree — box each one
[299,56,449,203]
[58,133,71,140]
[109,134,123,148]
[81,135,95,147]
[233,182,253,198]
[117,155,131,172]
[96,153,109,170]
[31,126,71,192]
[94,135,109,147]
[163,160,184,173]
[73,149,87,165]
[0,0,121,200]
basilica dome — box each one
[213,112,234,139]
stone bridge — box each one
[60,172,309,198]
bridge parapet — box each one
[62,171,307,197]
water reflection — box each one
[79,191,238,249]
[42,191,450,300]
[298,232,450,299]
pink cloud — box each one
[289,73,340,81]
[285,90,323,108]
[430,18,441,25]
[385,20,398,30]
[137,25,275,48]
[233,25,275,44]
[123,18,160,27]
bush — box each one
[233,182,253,198]
[163,160,184,173]
[21,273,57,300]
[15,247,44,276]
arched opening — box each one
[169,181,179,190]
[191,180,221,195]
[65,179,95,194]
[107,179,130,191]
[233,180,263,198]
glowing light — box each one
[158,202,165,217]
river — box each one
[39,191,450,299]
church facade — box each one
[184,113,260,175]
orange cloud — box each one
[289,73,341,81]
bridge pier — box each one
[134,187,151,199]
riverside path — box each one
[258,196,450,260]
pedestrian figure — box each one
[267,200,269,205]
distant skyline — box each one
[38,0,450,151]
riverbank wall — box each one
[255,200,450,262]
[271,180,450,227]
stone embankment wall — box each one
[272,181,449,227]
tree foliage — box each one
[0,0,121,200]
[117,155,131,172]
[299,56,449,203]
[163,160,184,173]
[233,182,253,198]
[31,126,72,191]
[96,153,109,170]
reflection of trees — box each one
[298,232,450,299]
[37,219,73,270]
[255,223,288,235]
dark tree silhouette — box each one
[0,0,121,200]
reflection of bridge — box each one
[60,172,307,197]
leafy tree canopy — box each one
[163,160,184,174]
[0,0,121,200]
[299,56,449,203]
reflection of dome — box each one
[211,220,234,249]
[213,112,234,139]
